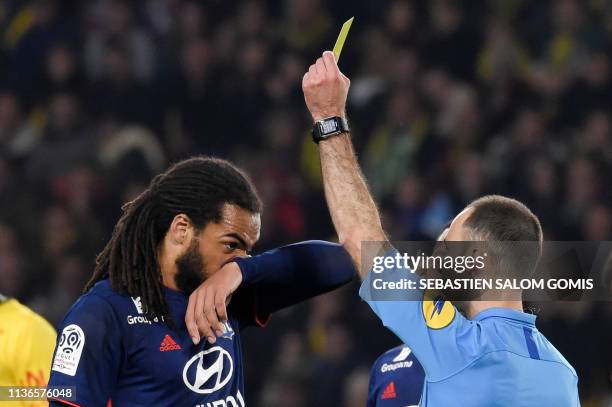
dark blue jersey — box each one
[49,279,260,406]
[367,345,425,407]
[48,240,356,407]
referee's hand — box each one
[185,262,242,345]
[302,50,350,122]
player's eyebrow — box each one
[224,232,249,249]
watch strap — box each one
[312,116,349,143]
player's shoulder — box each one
[84,278,119,300]
[0,299,56,338]
[370,344,425,398]
[371,344,423,378]
[66,279,136,322]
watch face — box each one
[321,118,339,135]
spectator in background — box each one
[309,322,355,407]
[27,91,95,183]
[44,42,82,96]
[363,89,429,199]
[83,0,155,82]
[0,223,25,298]
[343,367,370,407]
[29,253,89,326]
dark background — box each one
[0,0,610,405]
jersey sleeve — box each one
[48,293,125,407]
[228,286,271,329]
[232,240,355,328]
[359,250,480,380]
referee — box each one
[302,51,580,406]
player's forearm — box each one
[319,133,386,277]
[186,240,356,342]
[234,240,355,313]
[236,240,355,285]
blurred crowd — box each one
[0,0,611,405]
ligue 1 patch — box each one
[52,324,85,376]
[422,296,455,329]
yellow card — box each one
[332,17,354,61]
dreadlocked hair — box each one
[85,156,262,324]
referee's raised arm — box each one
[302,50,388,278]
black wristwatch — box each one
[312,116,350,143]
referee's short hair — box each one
[464,195,543,276]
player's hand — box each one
[302,50,350,122]
[185,262,243,345]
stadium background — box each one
[0,0,610,405]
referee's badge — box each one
[422,294,456,329]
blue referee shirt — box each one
[360,252,580,406]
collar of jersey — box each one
[163,285,187,301]
[473,307,536,326]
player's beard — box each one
[174,239,209,295]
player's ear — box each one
[169,213,194,246]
